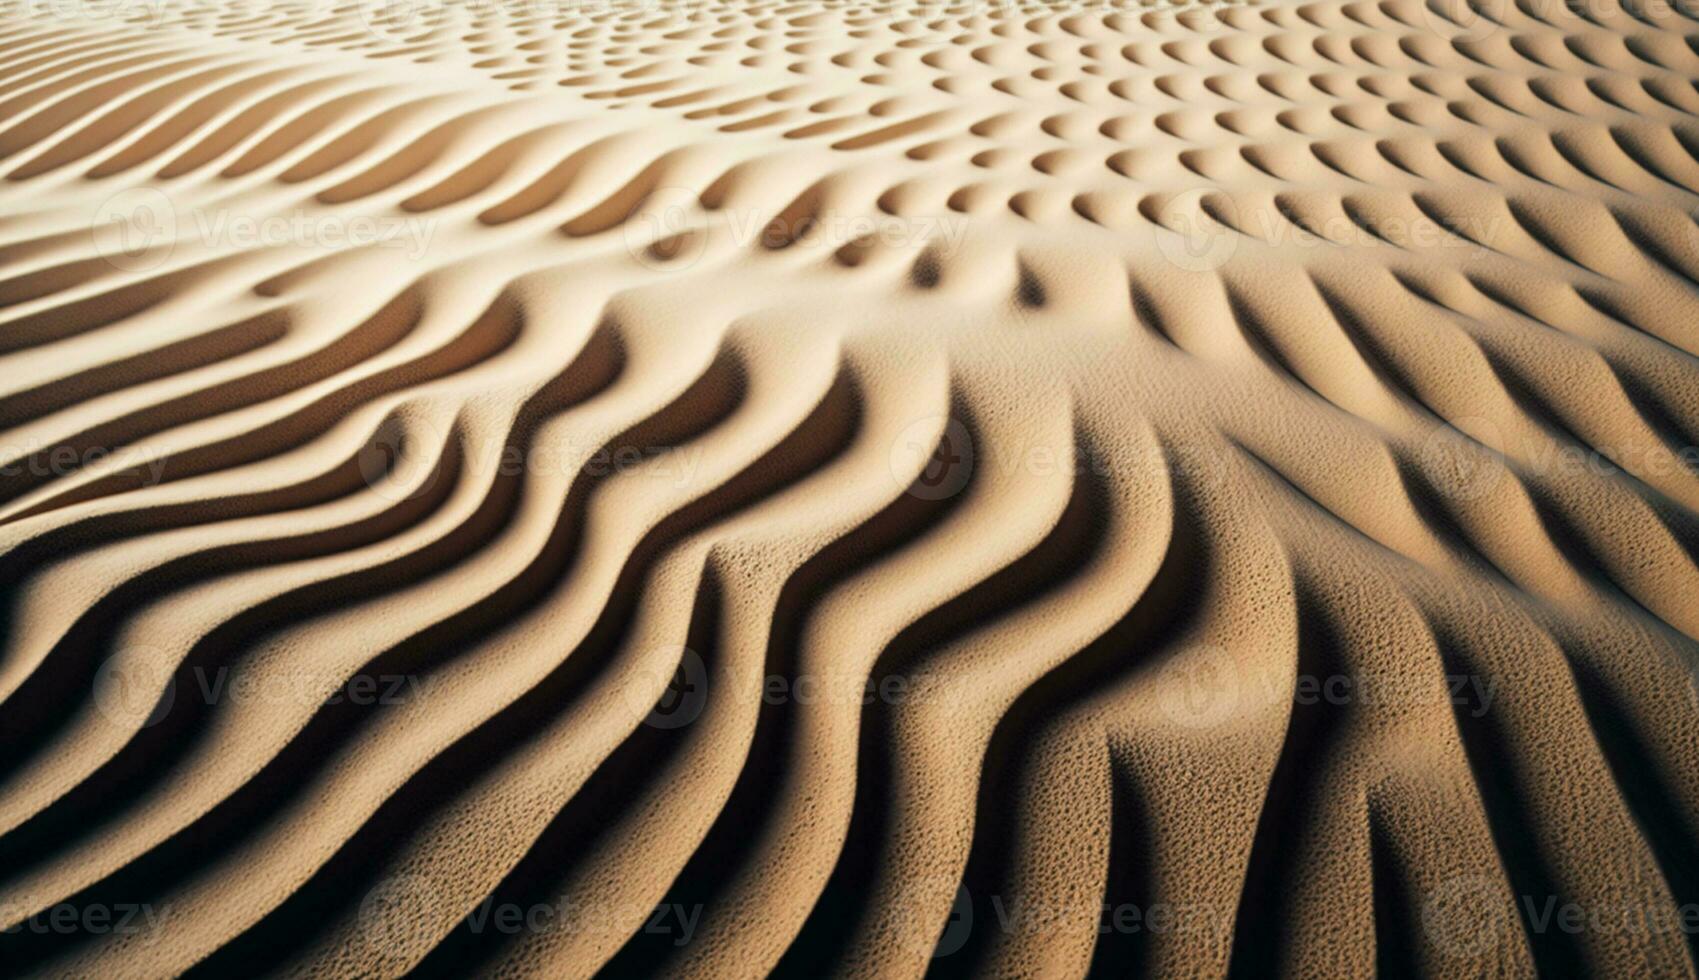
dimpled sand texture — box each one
[0,0,1697,976]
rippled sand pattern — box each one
[0,0,1698,975]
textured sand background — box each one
[0,0,1698,975]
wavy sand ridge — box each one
[0,0,1697,975]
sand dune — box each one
[0,0,1697,975]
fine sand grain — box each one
[0,0,1698,975]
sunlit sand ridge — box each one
[0,0,1698,974]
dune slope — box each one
[1,0,1698,975]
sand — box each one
[0,0,1696,975]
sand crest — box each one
[0,0,1697,975]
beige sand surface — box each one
[0,0,1697,974]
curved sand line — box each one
[0,0,1697,976]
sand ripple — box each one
[0,0,1698,975]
